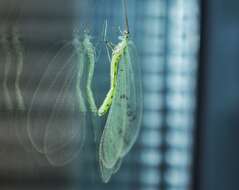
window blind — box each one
[0,0,200,189]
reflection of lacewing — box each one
[1,26,13,110]
[99,0,143,182]
[27,31,97,166]
[83,33,97,114]
[1,27,25,111]
[12,26,25,110]
[1,2,25,111]
[1,26,25,111]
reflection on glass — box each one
[0,0,200,189]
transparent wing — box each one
[99,56,128,169]
[27,43,73,153]
[27,43,86,166]
[120,41,143,157]
[99,158,123,183]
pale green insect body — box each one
[98,34,129,116]
[73,34,87,113]
[83,33,98,114]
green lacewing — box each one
[98,0,143,182]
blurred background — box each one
[0,0,238,190]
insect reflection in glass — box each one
[27,31,97,166]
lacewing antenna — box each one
[123,0,129,34]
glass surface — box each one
[0,0,200,189]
